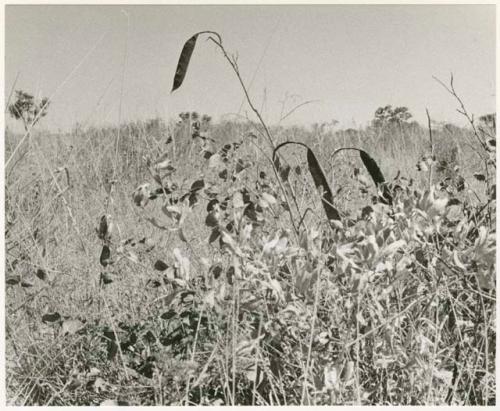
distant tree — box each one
[372,105,412,130]
[8,90,50,131]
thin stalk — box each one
[426,109,434,189]
[301,264,322,404]
[206,34,300,236]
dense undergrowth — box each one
[5,31,496,405]
[5,108,496,405]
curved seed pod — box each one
[306,148,341,221]
[273,141,341,222]
[358,149,392,205]
[332,147,393,205]
[171,31,222,93]
[359,150,384,186]
[172,34,199,92]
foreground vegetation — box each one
[5,32,496,405]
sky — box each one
[4,4,496,132]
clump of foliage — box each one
[8,90,50,131]
[372,105,413,129]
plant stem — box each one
[207,34,300,236]
[426,109,434,189]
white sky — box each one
[5,4,496,132]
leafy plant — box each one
[5,30,495,408]
[8,90,50,131]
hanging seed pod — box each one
[273,141,341,222]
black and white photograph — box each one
[3,2,496,406]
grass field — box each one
[4,96,496,405]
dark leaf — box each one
[143,330,156,343]
[209,228,221,244]
[207,199,219,212]
[154,260,169,271]
[21,281,33,288]
[161,309,177,320]
[100,272,113,285]
[172,34,199,92]
[473,173,486,182]
[361,205,374,219]
[226,266,235,285]
[190,179,205,192]
[137,361,155,379]
[98,215,108,240]
[218,169,228,180]
[205,212,218,227]
[209,264,223,279]
[36,268,47,281]
[188,192,198,207]
[244,202,258,222]
[6,275,20,285]
[42,312,61,323]
[488,184,496,199]
[100,245,111,267]
[456,176,465,192]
